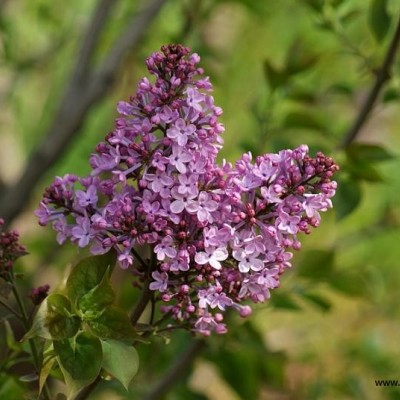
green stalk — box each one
[11,279,51,400]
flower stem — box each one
[0,296,22,319]
[11,281,51,400]
[130,250,156,325]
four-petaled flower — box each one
[167,118,196,146]
[154,236,177,261]
[195,247,229,270]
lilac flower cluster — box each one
[36,45,338,335]
[0,218,27,280]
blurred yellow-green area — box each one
[1,0,400,399]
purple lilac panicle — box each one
[36,45,338,335]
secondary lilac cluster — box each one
[36,45,338,335]
[0,218,27,280]
[28,284,50,305]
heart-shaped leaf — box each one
[101,339,139,390]
[66,250,116,307]
[77,269,115,318]
[86,305,139,341]
[24,294,80,340]
[54,332,102,400]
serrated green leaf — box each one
[334,176,362,220]
[298,249,335,280]
[54,332,102,400]
[66,250,116,307]
[346,143,395,162]
[24,294,81,340]
[368,0,391,42]
[77,268,115,318]
[101,340,139,390]
[86,305,138,341]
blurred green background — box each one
[1,0,400,399]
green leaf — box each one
[66,250,116,307]
[334,176,362,220]
[368,0,391,42]
[286,87,316,104]
[54,332,102,400]
[24,294,81,340]
[86,305,138,341]
[346,143,395,163]
[77,269,115,318]
[285,41,317,75]
[209,323,286,398]
[101,339,139,390]
[345,157,384,182]
[298,249,335,280]
[39,352,56,396]
[263,60,288,90]
[383,87,400,103]
[329,270,368,297]
[269,292,302,311]
[304,0,324,12]
[0,373,25,399]
[3,320,21,351]
[301,292,332,311]
[282,110,325,131]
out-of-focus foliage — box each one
[1,0,400,399]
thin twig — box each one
[75,375,102,400]
[130,251,156,325]
[339,12,400,149]
[142,339,206,400]
[0,296,22,319]
[0,0,167,225]
[130,276,152,325]
[11,283,51,400]
[131,247,148,270]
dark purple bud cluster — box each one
[0,218,27,279]
[28,284,50,305]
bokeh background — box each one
[1,0,400,399]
